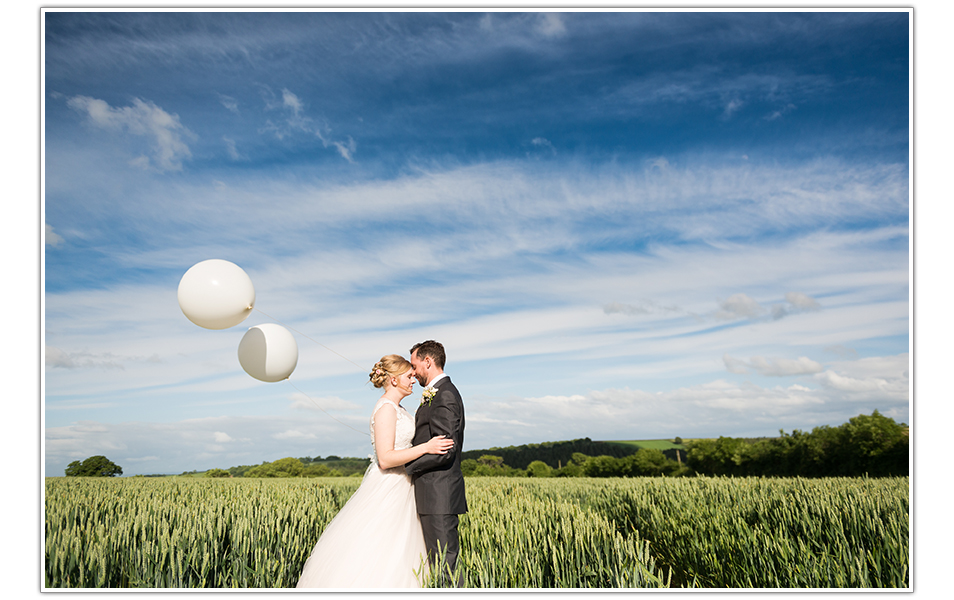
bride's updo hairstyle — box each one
[369,354,412,389]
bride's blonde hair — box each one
[369,354,412,389]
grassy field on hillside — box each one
[607,439,687,451]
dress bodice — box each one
[369,399,415,467]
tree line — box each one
[460,411,908,478]
[62,411,907,479]
[459,438,640,470]
[204,456,371,478]
[685,410,908,477]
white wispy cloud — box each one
[535,13,567,38]
[605,67,832,120]
[722,98,744,119]
[530,137,557,155]
[723,354,825,377]
[785,292,822,310]
[824,345,859,358]
[66,95,194,172]
[813,354,910,402]
[45,223,64,247]
[274,429,317,440]
[603,300,684,317]
[258,87,357,161]
[218,94,239,114]
[45,346,75,369]
[773,292,822,320]
[223,137,244,160]
[289,393,362,412]
[260,87,315,139]
[282,89,305,121]
[715,293,765,320]
[765,103,797,121]
[815,370,882,393]
[331,137,357,162]
[45,346,125,370]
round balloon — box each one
[178,259,255,329]
[238,323,299,382]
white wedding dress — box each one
[296,399,429,588]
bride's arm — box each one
[373,404,453,470]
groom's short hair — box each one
[411,340,445,370]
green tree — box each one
[474,455,507,476]
[478,455,504,468]
[463,455,522,476]
[552,452,590,477]
[246,457,304,478]
[243,463,272,477]
[841,410,909,476]
[206,468,230,478]
[555,461,584,477]
[628,449,670,476]
[64,455,123,477]
[571,452,590,466]
[303,463,343,477]
[271,457,304,477]
[685,439,719,474]
[526,460,553,477]
[582,455,623,477]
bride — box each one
[296,354,454,588]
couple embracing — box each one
[296,340,467,588]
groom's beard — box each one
[415,373,427,386]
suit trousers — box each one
[419,513,460,576]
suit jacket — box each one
[405,376,467,515]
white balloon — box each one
[238,323,299,382]
[178,259,255,330]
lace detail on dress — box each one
[369,399,415,468]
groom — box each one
[405,340,467,579]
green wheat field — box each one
[44,475,909,588]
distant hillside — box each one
[605,439,688,463]
[461,438,645,470]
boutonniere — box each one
[420,386,437,406]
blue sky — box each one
[42,9,912,477]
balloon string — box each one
[253,307,370,438]
[286,380,370,438]
[253,308,367,372]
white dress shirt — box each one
[427,373,448,388]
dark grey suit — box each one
[405,375,467,574]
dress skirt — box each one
[296,462,429,588]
